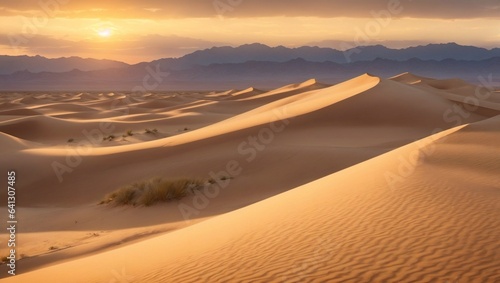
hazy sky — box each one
[1,0,499,63]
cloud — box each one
[0,0,500,19]
[0,0,499,19]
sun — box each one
[97,28,112,38]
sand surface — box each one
[0,73,499,282]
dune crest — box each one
[389,72,430,84]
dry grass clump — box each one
[100,178,205,207]
[103,135,115,141]
[145,128,158,134]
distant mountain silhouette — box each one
[1,43,499,90]
[1,56,499,91]
[347,43,500,62]
[0,55,130,75]
[142,43,500,71]
[3,43,500,76]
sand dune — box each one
[0,132,40,152]
[30,103,100,114]
[238,78,330,102]
[4,110,499,283]
[426,78,471,90]
[223,87,265,100]
[388,77,500,120]
[389,72,433,84]
[392,72,500,111]
[0,73,498,282]
[6,73,480,205]
[0,108,41,116]
[206,89,239,98]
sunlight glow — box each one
[98,28,112,38]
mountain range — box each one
[145,42,500,70]
[0,55,129,75]
[1,43,499,90]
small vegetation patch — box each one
[145,128,158,134]
[103,135,115,141]
[100,178,206,207]
[208,176,233,184]
[220,176,233,181]
[126,130,134,136]
[67,138,74,143]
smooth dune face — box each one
[0,73,499,282]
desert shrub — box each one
[101,186,136,205]
[67,138,74,143]
[126,130,134,136]
[100,178,205,207]
[103,135,115,141]
[145,128,158,134]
